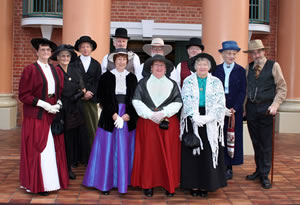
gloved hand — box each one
[193,147,201,155]
[114,116,124,129]
[200,115,214,124]
[192,114,204,127]
[37,100,53,112]
[48,104,60,114]
[56,99,63,108]
[150,111,165,124]
[225,108,232,117]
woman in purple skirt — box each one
[83,48,138,194]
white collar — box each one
[111,68,129,77]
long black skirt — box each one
[64,124,91,167]
[180,107,227,192]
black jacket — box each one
[70,56,102,103]
[97,71,138,132]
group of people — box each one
[18,27,287,197]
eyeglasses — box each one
[151,47,163,51]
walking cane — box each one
[271,115,275,184]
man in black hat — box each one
[175,37,204,88]
[101,28,142,80]
[71,35,102,151]
[18,38,69,195]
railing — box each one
[249,0,269,24]
[22,0,63,18]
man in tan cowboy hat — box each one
[101,28,142,80]
[244,39,287,189]
[141,38,178,84]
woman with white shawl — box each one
[180,53,227,197]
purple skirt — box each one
[82,104,135,193]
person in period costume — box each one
[175,37,204,87]
[83,48,138,195]
[101,28,142,80]
[244,39,287,189]
[51,44,90,180]
[180,53,227,197]
[131,55,182,197]
[72,36,102,151]
[19,38,69,196]
[213,41,247,180]
[141,38,178,83]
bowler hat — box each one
[50,44,77,62]
[188,53,217,73]
[218,41,241,52]
[74,36,97,51]
[143,38,173,56]
[108,48,134,63]
[142,55,174,78]
[243,39,267,53]
[112,28,130,39]
[31,38,57,51]
[186,37,205,51]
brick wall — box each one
[111,0,203,24]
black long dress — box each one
[180,107,227,192]
[59,65,91,166]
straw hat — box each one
[108,48,134,63]
[243,39,267,53]
[142,38,172,56]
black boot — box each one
[246,171,260,180]
[144,188,153,197]
[38,192,49,196]
[68,167,76,180]
[226,165,233,180]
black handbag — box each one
[51,110,64,135]
[182,117,200,148]
[159,118,169,130]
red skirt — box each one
[19,112,69,193]
[131,116,181,193]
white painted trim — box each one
[249,23,270,33]
[21,17,62,27]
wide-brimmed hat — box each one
[31,38,57,51]
[218,40,241,52]
[142,38,173,56]
[142,55,174,78]
[186,37,205,51]
[74,35,97,51]
[112,28,130,39]
[50,44,77,62]
[243,39,267,53]
[188,53,217,73]
[108,48,134,63]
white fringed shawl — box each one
[180,73,226,168]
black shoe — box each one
[190,189,199,197]
[144,188,153,197]
[199,190,208,198]
[226,169,233,180]
[260,176,272,189]
[246,171,260,180]
[165,190,174,197]
[102,191,110,195]
[68,169,76,180]
[38,192,49,196]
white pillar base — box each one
[0,94,17,129]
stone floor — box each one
[0,128,300,204]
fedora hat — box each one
[188,53,217,73]
[243,39,267,53]
[74,35,97,51]
[143,38,173,56]
[112,28,130,39]
[31,38,57,51]
[218,40,241,52]
[50,44,77,62]
[142,55,174,78]
[186,37,205,51]
[108,48,134,63]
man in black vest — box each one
[244,39,287,189]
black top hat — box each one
[50,44,77,62]
[186,37,205,51]
[188,53,216,73]
[74,36,97,51]
[31,38,57,51]
[112,28,130,39]
[142,55,174,78]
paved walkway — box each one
[0,128,299,204]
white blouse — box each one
[37,60,55,94]
[80,55,91,73]
[111,68,129,95]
